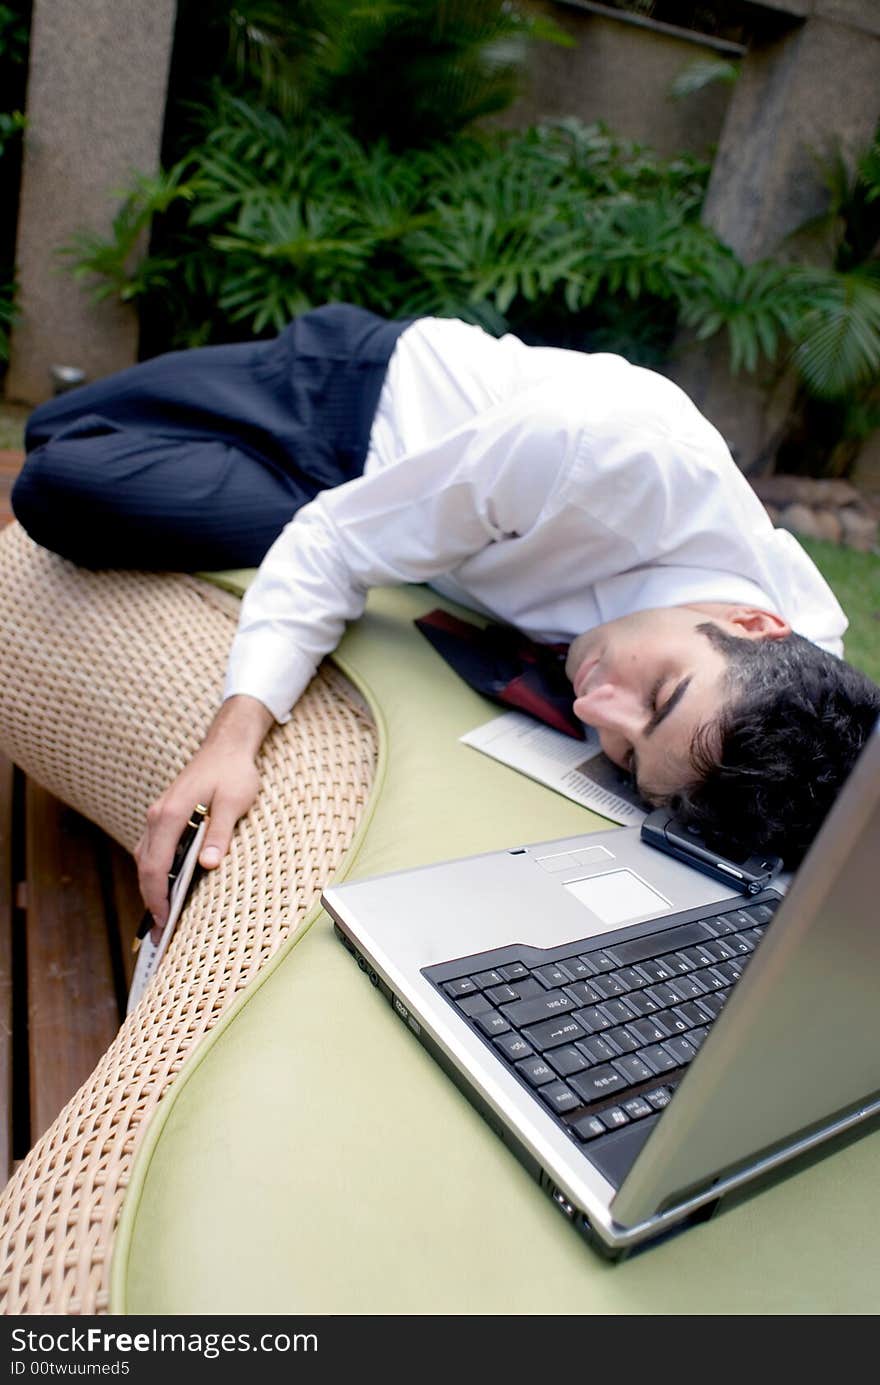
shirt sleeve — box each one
[224,390,576,721]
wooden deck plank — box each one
[25,782,120,1143]
[0,755,13,1183]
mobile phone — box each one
[640,808,783,896]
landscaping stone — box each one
[811,509,844,545]
[838,508,878,553]
[779,501,821,540]
[751,475,879,553]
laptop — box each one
[321,719,880,1259]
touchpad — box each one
[564,869,671,927]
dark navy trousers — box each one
[13,304,412,571]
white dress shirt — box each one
[224,317,847,722]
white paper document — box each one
[460,712,647,827]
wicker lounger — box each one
[0,521,377,1314]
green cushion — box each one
[111,583,880,1314]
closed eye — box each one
[645,676,692,737]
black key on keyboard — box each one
[700,967,729,990]
[473,969,505,989]
[571,1113,605,1142]
[599,1106,630,1130]
[696,993,725,1020]
[671,1001,705,1029]
[636,958,676,984]
[581,951,616,973]
[749,903,777,923]
[726,933,755,955]
[623,1096,653,1120]
[704,914,736,936]
[561,956,595,980]
[662,1034,697,1066]
[613,966,647,990]
[639,1044,677,1074]
[577,1034,620,1066]
[457,992,494,1017]
[612,1053,654,1085]
[625,1017,667,1046]
[548,1044,588,1077]
[493,1032,533,1062]
[486,984,519,1006]
[603,921,714,967]
[589,973,628,999]
[604,1025,639,1054]
[622,991,661,1017]
[668,952,696,974]
[515,1056,555,1087]
[570,1065,628,1103]
[498,963,529,982]
[653,1012,687,1040]
[564,980,602,1006]
[534,964,572,989]
[596,997,635,1026]
[444,977,479,998]
[666,974,707,1002]
[522,1014,586,1052]
[573,1004,612,1033]
[643,982,680,1009]
[540,1081,580,1116]
[501,990,575,1028]
[475,1010,511,1038]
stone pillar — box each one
[703,6,880,264]
[5,0,177,406]
[669,1,880,471]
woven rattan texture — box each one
[0,524,377,1313]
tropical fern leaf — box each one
[791,268,880,399]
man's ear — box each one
[725,607,791,642]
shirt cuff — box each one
[223,629,318,724]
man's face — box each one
[565,607,739,804]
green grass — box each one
[799,536,880,684]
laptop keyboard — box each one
[424,896,780,1157]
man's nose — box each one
[572,682,643,736]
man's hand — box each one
[136,695,275,931]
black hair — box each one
[670,624,880,869]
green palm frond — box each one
[60,163,197,300]
[790,268,880,399]
[679,254,808,372]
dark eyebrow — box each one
[644,675,693,738]
[628,677,694,801]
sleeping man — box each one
[12,304,880,927]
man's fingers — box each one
[138,799,193,927]
[137,747,261,921]
[199,795,245,870]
